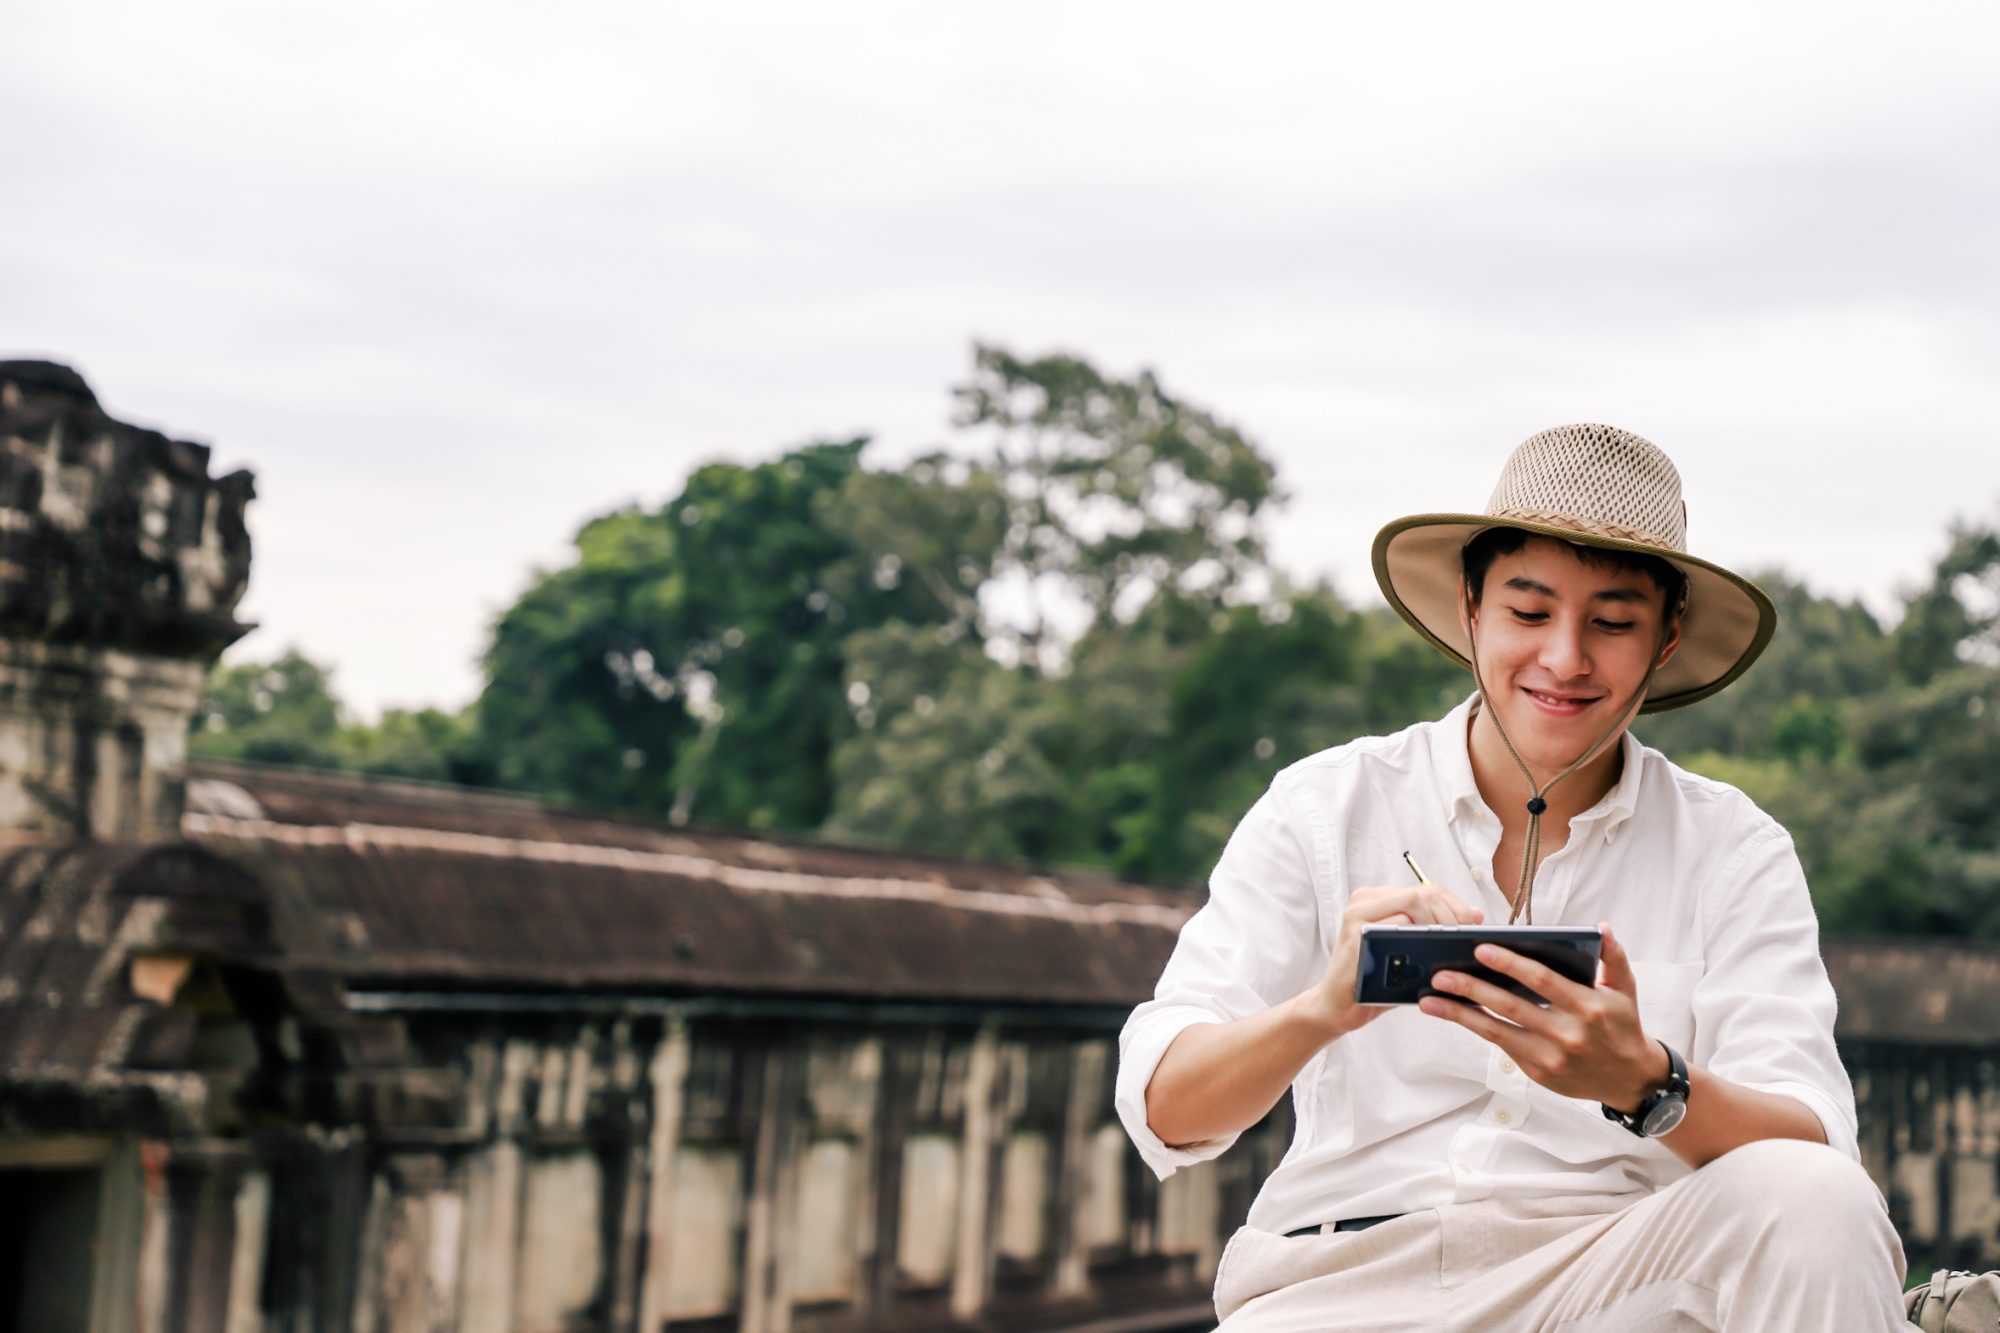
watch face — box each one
[1642,1096,1687,1137]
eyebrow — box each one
[1502,576,1652,605]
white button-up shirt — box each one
[1116,696,1857,1235]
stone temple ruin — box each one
[0,360,252,844]
[1,362,1996,1333]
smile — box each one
[1523,687,1603,715]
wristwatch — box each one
[1602,1040,1689,1138]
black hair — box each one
[1461,527,1687,621]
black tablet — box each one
[1354,924,1603,1006]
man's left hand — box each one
[1418,921,1668,1111]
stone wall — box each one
[1850,1040,2000,1273]
[287,1003,1291,1333]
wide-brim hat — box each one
[1371,423,1777,714]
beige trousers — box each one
[1214,1140,1907,1332]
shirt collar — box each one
[1430,694,1488,828]
[1430,692,1647,838]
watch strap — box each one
[1602,1040,1688,1136]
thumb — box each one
[1597,921,1638,999]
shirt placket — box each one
[1452,805,1508,919]
[1529,824,1582,924]
[1447,804,1588,1198]
[1446,1014,1537,1194]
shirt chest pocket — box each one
[1629,960,1702,1057]
[1388,1004,1491,1078]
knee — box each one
[1691,1139,1906,1293]
[1700,1138,1885,1230]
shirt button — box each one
[1494,1109,1513,1126]
[1498,1057,1517,1074]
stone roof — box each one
[0,837,343,1133]
[1822,937,2000,1047]
[179,759,1196,1006]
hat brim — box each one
[1371,514,1777,714]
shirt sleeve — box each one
[1692,818,1860,1161]
[1115,780,1329,1179]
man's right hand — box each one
[1145,880,1482,1149]
[1304,882,1485,1038]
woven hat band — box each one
[1486,506,1682,553]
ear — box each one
[1458,580,1479,638]
[1654,605,1685,670]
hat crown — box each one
[1486,423,1687,552]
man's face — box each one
[1465,536,1681,771]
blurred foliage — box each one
[1636,521,2000,939]
[950,343,1280,666]
[192,649,481,784]
[471,437,963,832]
[192,346,2000,939]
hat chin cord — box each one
[1464,608,1667,925]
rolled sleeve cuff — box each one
[1115,1005,1234,1180]
[1737,1079,1860,1162]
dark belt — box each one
[1285,1213,1404,1238]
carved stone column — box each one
[0,361,253,844]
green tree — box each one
[813,452,1006,641]
[473,503,697,813]
[1893,519,2000,686]
[1636,572,1896,763]
[827,347,1295,878]
[829,583,1468,884]
[192,649,344,767]
[952,343,1281,666]
[1644,518,2000,939]
[192,648,479,783]
[338,706,481,784]
[1061,591,1341,880]
[825,622,1067,861]
[476,438,962,831]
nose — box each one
[1539,616,1592,681]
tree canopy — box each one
[192,346,2000,940]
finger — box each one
[1352,886,1467,926]
[1433,886,1482,925]
[1597,922,1637,999]
[1403,887,1451,926]
[1352,876,1480,920]
[1409,885,1480,925]
[1429,969,1554,1032]
[1473,943,1590,1009]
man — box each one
[1116,425,1907,1331]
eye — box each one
[1594,619,1635,632]
[1510,610,1548,624]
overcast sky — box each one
[5,1,1996,717]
